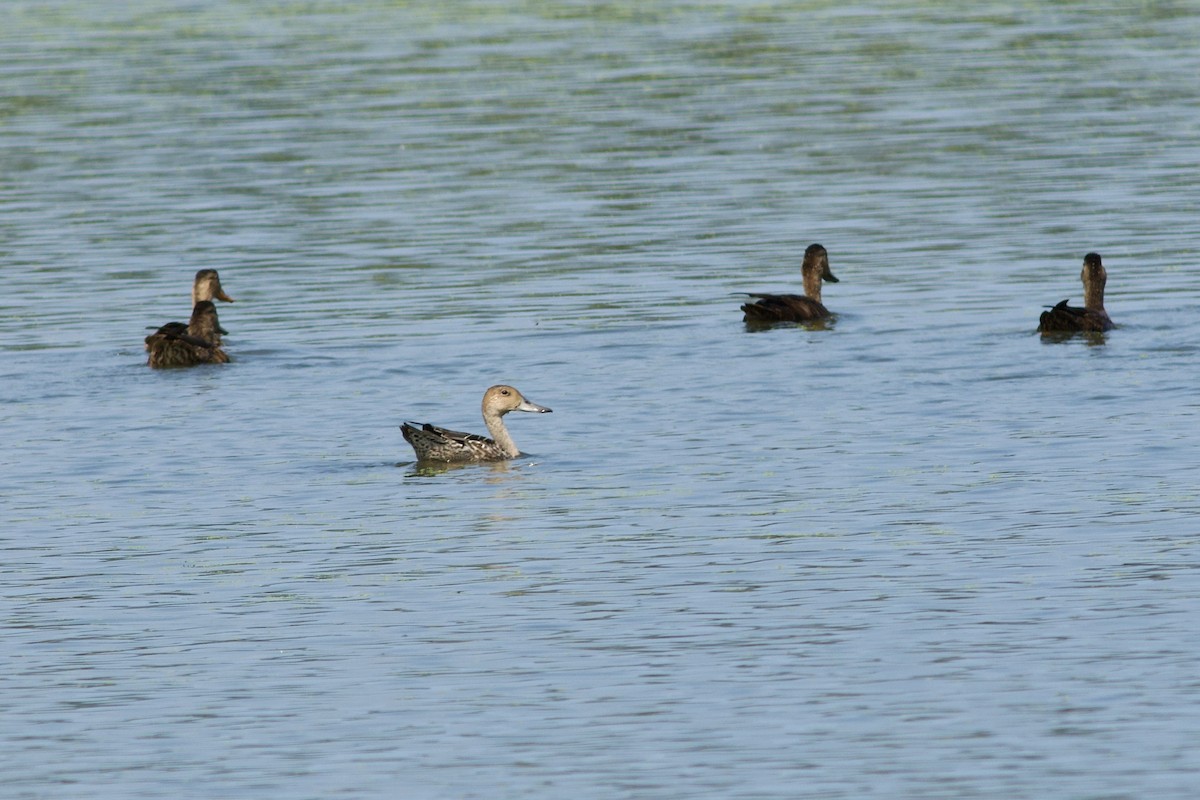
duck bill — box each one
[823,267,839,283]
[516,400,552,414]
[215,288,234,302]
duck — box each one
[401,385,552,463]
[145,301,230,368]
[146,269,235,346]
[741,243,839,324]
[1038,252,1115,334]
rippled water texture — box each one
[3,1,1200,798]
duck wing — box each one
[401,421,499,461]
[145,322,217,349]
[1038,299,1112,333]
[742,293,830,322]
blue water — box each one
[3,2,1200,798]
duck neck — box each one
[188,316,217,343]
[189,311,220,345]
[484,412,520,457]
[802,267,823,302]
[1083,281,1105,312]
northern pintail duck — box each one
[401,385,552,463]
[1038,252,1115,334]
[742,243,839,324]
[145,301,230,368]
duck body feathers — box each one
[401,422,511,463]
[145,334,230,368]
[1038,299,1114,333]
[741,293,831,323]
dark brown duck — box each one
[1038,252,1115,334]
[146,268,235,347]
[741,243,839,324]
[145,301,230,368]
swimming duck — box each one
[147,269,235,345]
[1038,252,1115,334]
[401,385,552,463]
[145,301,230,368]
[742,243,839,324]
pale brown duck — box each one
[401,385,552,463]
